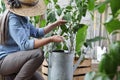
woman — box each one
[0,0,67,80]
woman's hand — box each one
[50,35,64,43]
[55,17,67,26]
[44,19,67,34]
[44,17,67,34]
[34,35,64,48]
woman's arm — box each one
[34,35,64,48]
[44,19,67,34]
[29,18,66,38]
[33,18,66,48]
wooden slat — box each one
[42,60,48,66]
[42,66,48,74]
[73,76,84,80]
[74,67,91,75]
[42,66,92,75]
[74,59,91,67]
[42,74,48,80]
[42,74,85,80]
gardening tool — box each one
[48,50,84,80]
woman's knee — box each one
[32,49,44,59]
[32,49,45,64]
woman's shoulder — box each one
[9,12,19,18]
[9,12,26,19]
[9,12,28,23]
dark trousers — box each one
[0,49,44,80]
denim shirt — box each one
[0,13,45,59]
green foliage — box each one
[85,0,120,80]
[34,16,40,23]
[53,0,58,4]
[98,41,120,79]
[103,0,120,35]
[88,0,110,14]
[30,15,47,28]
[97,2,106,13]
[56,7,62,16]
[98,53,117,79]
[84,36,106,48]
[104,19,120,34]
[47,11,56,23]
[95,0,109,13]
[85,71,110,80]
[116,72,120,80]
[109,41,120,65]
[46,0,89,56]
[76,25,88,56]
[85,34,120,80]
[88,0,95,11]
[84,71,96,80]
[40,19,46,28]
[63,12,72,22]
[110,0,120,16]
[0,0,6,13]
[44,0,51,5]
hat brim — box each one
[4,0,46,16]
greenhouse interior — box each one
[0,0,120,80]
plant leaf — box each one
[84,71,96,80]
[109,41,120,65]
[63,12,72,22]
[95,0,109,13]
[53,0,58,4]
[88,0,95,11]
[34,16,40,24]
[104,19,120,34]
[85,36,106,48]
[47,11,56,23]
[98,3,106,13]
[40,19,46,27]
[98,54,117,79]
[44,0,50,5]
[76,25,88,56]
[87,36,106,42]
[56,9,62,16]
[110,0,120,16]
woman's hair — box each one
[7,0,21,8]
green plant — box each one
[44,0,90,57]
[0,0,6,13]
[85,0,120,80]
[44,0,107,57]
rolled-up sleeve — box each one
[29,22,45,38]
[9,14,34,50]
[38,28,45,37]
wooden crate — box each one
[73,58,92,80]
[42,60,48,80]
[42,58,91,80]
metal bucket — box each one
[48,50,74,80]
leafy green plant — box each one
[85,0,120,80]
[42,0,107,59]
[85,41,120,80]
[0,0,6,13]
[45,0,90,56]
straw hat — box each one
[4,0,47,16]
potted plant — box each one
[41,0,92,80]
